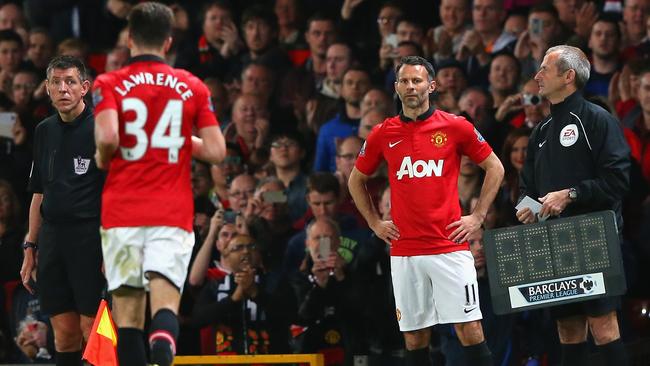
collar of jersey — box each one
[549,91,582,116]
[126,54,166,65]
[399,105,435,123]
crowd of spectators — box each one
[0,0,649,364]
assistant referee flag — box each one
[83,299,118,366]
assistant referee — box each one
[20,55,105,366]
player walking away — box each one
[348,56,504,366]
[21,55,106,366]
[93,3,226,366]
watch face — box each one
[569,189,577,199]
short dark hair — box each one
[46,55,88,81]
[128,2,174,49]
[395,56,435,81]
[593,12,622,40]
[342,66,370,82]
[200,1,232,26]
[307,172,340,197]
[530,2,559,18]
[0,29,22,48]
[397,41,424,57]
[270,130,305,150]
[241,4,278,32]
[306,12,336,32]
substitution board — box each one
[483,210,626,314]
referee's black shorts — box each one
[36,219,105,316]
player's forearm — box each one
[347,168,381,227]
[25,193,43,243]
[474,154,504,221]
[194,126,226,164]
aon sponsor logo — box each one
[396,156,444,180]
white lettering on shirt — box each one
[114,72,194,101]
[396,156,444,180]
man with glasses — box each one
[269,132,307,221]
[193,233,295,355]
[228,173,257,213]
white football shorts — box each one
[391,250,482,331]
[101,226,194,292]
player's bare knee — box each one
[557,316,588,343]
[111,287,146,328]
[588,312,620,345]
[454,321,485,346]
[403,329,430,350]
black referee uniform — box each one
[520,91,631,317]
[28,104,105,316]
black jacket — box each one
[520,91,631,227]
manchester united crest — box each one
[431,131,447,147]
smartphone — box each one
[262,190,287,203]
[530,18,543,36]
[384,33,399,48]
[318,237,331,259]
[0,112,16,139]
[223,210,237,224]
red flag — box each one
[83,299,118,366]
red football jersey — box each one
[355,108,492,256]
[93,55,218,231]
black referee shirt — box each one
[28,104,104,223]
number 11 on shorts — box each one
[464,283,477,306]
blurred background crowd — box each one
[0,0,649,364]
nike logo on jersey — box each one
[463,307,477,313]
[539,140,547,148]
[389,140,403,148]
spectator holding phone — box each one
[290,217,366,365]
[514,3,564,79]
[269,132,308,222]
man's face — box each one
[11,72,36,107]
[335,138,362,177]
[460,155,480,177]
[241,65,273,101]
[360,89,390,116]
[203,6,232,42]
[0,40,22,72]
[489,55,518,93]
[105,47,129,72]
[435,67,466,97]
[307,191,338,219]
[588,21,619,59]
[216,223,237,253]
[232,95,264,142]
[440,0,468,32]
[306,220,340,262]
[228,175,256,212]
[392,44,420,68]
[305,20,336,58]
[472,0,504,33]
[27,32,53,69]
[325,44,351,82]
[637,73,650,114]
[270,137,302,169]
[275,0,297,27]
[192,163,212,198]
[395,64,435,109]
[0,4,23,30]
[223,236,256,272]
[359,110,385,139]
[46,67,89,115]
[377,6,402,37]
[211,149,244,186]
[244,19,274,53]
[469,236,486,270]
[624,0,649,37]
[396,22,423,44]
[341,70,371,106]
[534,52,567,101]
[458,89,488,122]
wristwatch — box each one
[22,241,37,250]
[568,187,578,202]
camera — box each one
[522,93,541,106]
[530,18,543,36]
